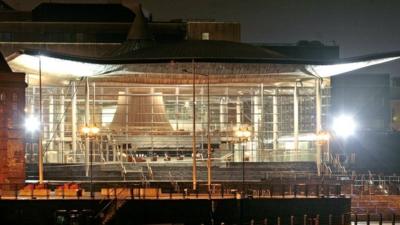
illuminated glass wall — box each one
[25,80,330,164]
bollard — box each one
[277,216,281,225]
[328,214,332,225]
[392,214,396,225]
[303,214,307,225]
[367,214,370,225]
[379,213,383,225]
[291,215,294,225]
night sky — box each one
[5,0,400,75]
[142,0,400,76]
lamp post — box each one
[81,125,99,198]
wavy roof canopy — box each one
[6,40,400,85]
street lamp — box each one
[81,125,99,198]
[235,126,251,195]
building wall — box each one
[187,22,240,42]
[331,73,390,131]
[0,72,26,184]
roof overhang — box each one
[6,48,400,85]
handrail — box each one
[117,145,127,180]
[146,161,153,180]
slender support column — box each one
[38,56,43,183]
[49,95,54,152]
[220,97,227,131]
[71,82,77,162]
[125,88,129,152]
[236,96,241,125]
[112,139,116,162]
[207,76,211,192]
[192,60,197,191]
[260,84,264,161]
[316,79,322,175]
[175,87,179,152]
[200,87,205,153]
[85,78,90,177]
[293,84,299,157]
[253,94,260,162]
[235,96,242,162]
[59,89,65,163]
[150,87,154,151]
[272,89,278,151]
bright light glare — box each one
[332,115,356,138]
[82,126,100,135]
[82,127,91,134]
[235,130,251,138]
[25,116,40,133]
[91,126,100,134]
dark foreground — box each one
[0,197,350,225]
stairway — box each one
[100,198,127,225]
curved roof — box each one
[5,40,400,85]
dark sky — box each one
[141,0,400,75]
[5,0,400,75]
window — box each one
[201,32,210,40]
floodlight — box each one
[332,115,356,138]
[25,115,40,133]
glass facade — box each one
[25,79,330,164]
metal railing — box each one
[0,182,347,201]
